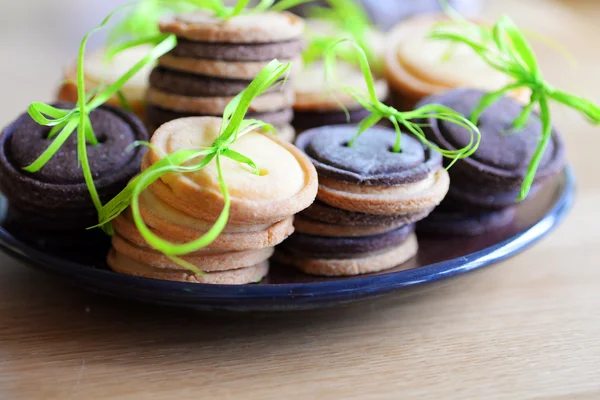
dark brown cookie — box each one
[295,124,443,185]
[170,38,306,61]
[0,103,148,230]
[292,108,371,132]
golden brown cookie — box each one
[112,211,295,252]
[146,117,318,225]
[385,14,529,110]
[57,45,153,117]
[317,170,449,215]
[146,87,295,114]
[276,233,418,276]
[108,250,269,284]
[294,60,388,112]
[112,234,273,272]
[160,11,305,43]
[158,54,302,80]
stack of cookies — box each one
[108,117,318,284]
[0,103,148,249]
[417,89,566,235]
[277,125,450,276]
[145,10,306,141]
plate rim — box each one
[0,166,576,302]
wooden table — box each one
[1,0,599,399]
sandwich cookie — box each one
[416,88,566,234]
[0,103,148,234]
[107,116,318,283]
[146,10,305,141]
[57,45,154,118]
[277,125,449,276]
[385,15,529,110]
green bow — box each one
[325,39,481,168]
[430,16,600,200]
[182,0,315,19]
[95,60,290,273]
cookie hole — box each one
[258,168,269,176]
[388,145,403,153]
[96,135,107,144]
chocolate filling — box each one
[295,125,442,185]
[280,224,414,259]
[169,38,306,62]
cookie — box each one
[146,87,295,114]
[108,250,269,284]
[0,103,148,230]
[112,211,295,252]
[300,200,433,227]
[170,38,306,61]
[294,61,388,112]
[417,88,565,208]
[145,117,318,225]
[57,45,153,117]
[158,54,302,80]
[385,14,529,110]
[276,233,418,276]
[112,234,274,272]
[145,105,294,131]
[295,125,449,215]
[160,11,304,43]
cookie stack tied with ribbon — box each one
[417,89,565,235]
[277,125,450,276]
[107,116,317,284]
[145,10,305,141]
[100,61,318,284]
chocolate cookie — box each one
[295,125,442,185]
[417,208,516,236]
[170,38,306,61]
[292,108,371,132]
[280,224,414,259]
[417,88,566,208]
[0,103,148,230]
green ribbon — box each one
[95,60,290,271]
[325,39,481,168]
[430,15,600,200]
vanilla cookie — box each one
[147,87,295,115]
[158,54,302,80]
[277,232,418,276]
[112,211,295,252]
[385,15,529,110]
[108,250,269,284]
[160,11,304,43]
[146,117,318,225]
[112,234,273,272]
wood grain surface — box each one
[1,0,600,399]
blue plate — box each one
[0,167,575,312]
